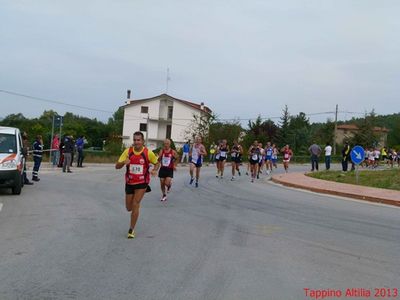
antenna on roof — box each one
[166,68,171,94]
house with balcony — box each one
[121,93,212,149]
[335,124,389,146]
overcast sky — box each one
[1,1,399,124]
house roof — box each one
[337,124,389,132]
[122,93,212,114]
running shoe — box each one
[190,177,194,184]
[195,181,199,188]
[245,172,249,176]
[257,174,259,179]
[127,229,135,239]
[238,171,241,176]
[231,176,235,181]
[251,178,254,183]
[161,195,167,202]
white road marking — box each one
[0,203,3,212]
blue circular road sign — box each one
[351,145,365,165]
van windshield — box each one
[0,134,17,153]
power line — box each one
[0,89,114,114]
[0,89,367,123]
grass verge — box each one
[307,168,400,191]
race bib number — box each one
[284,153,289,159]
[162,156,171,167]
[220,151,227,158]
[231,152,237,158]
[267,150,272,156]
[130,164,143,175]
[252,154,258,161]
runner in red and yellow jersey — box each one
[115,131,159,239]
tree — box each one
[277,105,290,147]
[209,120,243,146]
[288,112,311,153]
[185,112,217,147]
[351,111,378,148]
[244,116,279,149]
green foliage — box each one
[209,120,243,147]
[185,112,217,148]
[243,116,279,149]
[351,111,378,148]
[0,109,123,151]
[277,105,290,146]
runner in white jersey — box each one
[264,142,273,174]
[215,139,229,179]
[189,136,207,188]
[271,144,278,169]
[257,143,265,178]
[230,140,243,181]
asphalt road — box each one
[0,164,399,300]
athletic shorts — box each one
[232,157,241,163]
[216,157,226,162]
[158,167,174,178]
[265,156,272,161]
[249,159,259,165]
[190,161,202,168]
[125,183,148,194]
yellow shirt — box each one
[118,147,158,164]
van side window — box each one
[0,134,17,153]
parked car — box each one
[0,127,25,194]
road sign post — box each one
[351,145,365,185]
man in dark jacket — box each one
[62,136,74,173]
[32,135,43,181]
[342,141,351,171]
[22,132,33,185]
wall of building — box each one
[122,95,209,150]
[171,101,202,147]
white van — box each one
[0,127,25,194]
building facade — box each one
[336,124,389,146]
[121,93,211,149]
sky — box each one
[1,0,399,125]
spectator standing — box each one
[70,136,75,166]
[75,135,85,167]
[63,136,74,173]
[51,134,60,167]
[58,137,65,167]
[342,142,351,171]
[324,142,332,170]
[309,142,322,171]
[181,141,190,163]
[209,143,216,164]
[22,132,33,185]
[32,135,43,181]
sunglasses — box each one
[133,139,142,141]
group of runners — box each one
[213,139,294,182]
[115,132,294,239]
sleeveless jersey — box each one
[159,149,175,169]
[125,147,150,185]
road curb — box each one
[271,174,400,207]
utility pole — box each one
[49,114,55,163]
[333,104,338,155]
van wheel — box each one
[12,176,22,195]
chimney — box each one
[127,89,131,99]
[200,102,204,111]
